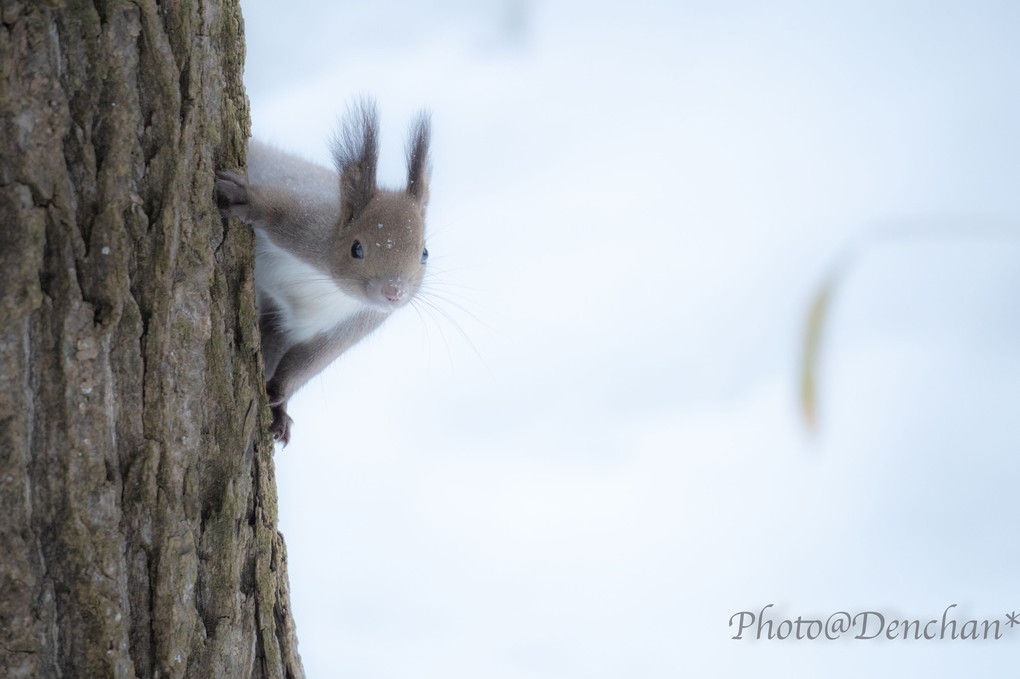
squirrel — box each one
[215,99,431,445]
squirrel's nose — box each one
[384,286,406,303]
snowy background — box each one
[238,1,1020,676]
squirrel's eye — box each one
[421,247,429,264]
[351,240,364,259]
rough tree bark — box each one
[0,1,304,677]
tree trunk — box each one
[0,1,304,677]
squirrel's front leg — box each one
[263,336,336,447]
[260,310,295,445]
[263,325,378,446]
[215,171,306,244]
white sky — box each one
[239,1,1020,676]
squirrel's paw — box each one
[269,404,294,447]
[215,171,252,222]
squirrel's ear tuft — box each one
[331,98,379,225]
[405,110,431,211]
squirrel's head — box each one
[329,99,431,311]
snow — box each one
[239,1,1020,677]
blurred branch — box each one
[800,273,837,430]
[798,220,1019,432]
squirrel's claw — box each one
[269,405,294,447]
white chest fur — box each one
[254,232,367,344]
